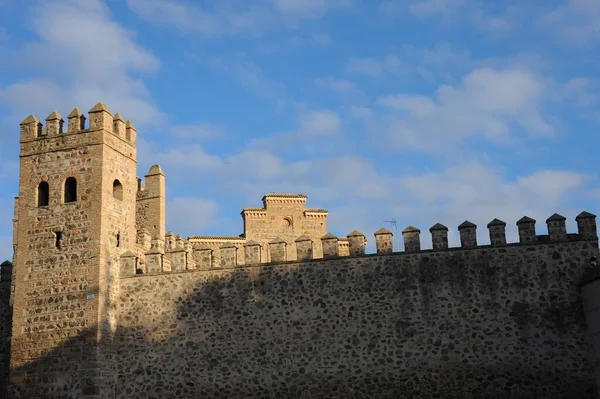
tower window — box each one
[113,179,123,200]
[55,231,62,249]
[64,177,77,203]
[38,181,49,207]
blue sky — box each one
[0,0,599,259]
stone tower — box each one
[9,103,138,397]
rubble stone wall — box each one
[116,239,598,398]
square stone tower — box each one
[9,103,137,397]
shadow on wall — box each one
[6,243,600,399]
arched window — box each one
[113,179,123,200]
[38,181,49,207]
[64,177,77,203]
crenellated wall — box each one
[5,101,600,398]
[115,213,599,398]
[120,212,596,277]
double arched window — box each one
[36,177,79,206]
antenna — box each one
[383,219,398,250]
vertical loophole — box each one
[55,231,62,250]
[116,233,120,248]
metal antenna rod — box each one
[383,219,398,250]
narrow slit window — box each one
[64,177,77,203]
[113,179,123,200]
[55,231,62,249]
[116,233,120,248]
[38,181,49,207]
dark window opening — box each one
[64,177,77,203]
[116,233,120,248]
[37,123,43,137]
[38,181,49,207]
[55,231,62,249]
[113,179,123,200]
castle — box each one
[1,103,600,398]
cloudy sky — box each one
[0,0,598,259]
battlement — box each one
[120,211,597,277]
[262,193,307,209]
[19,103,137,151]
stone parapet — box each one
[120,212,598,277]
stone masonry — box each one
[1,103,600,398]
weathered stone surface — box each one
[115,240,598,398]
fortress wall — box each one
[115,238,598,398]
[0,281,12,398]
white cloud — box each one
[408,0,466,17]
[170,123,225,140]
[299,110,341,135]
[378,67,552,152]
[314,77,363,97]
[190,53,288,108]
[350,106,373,118]
[0,0,162,126]
[541,0,600,45]
[167,197,219,237]
[346,56,407,77]
[272,0,354,17]
[399,164,588,247]
[127,0,353,37]
[379,0,466,19]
